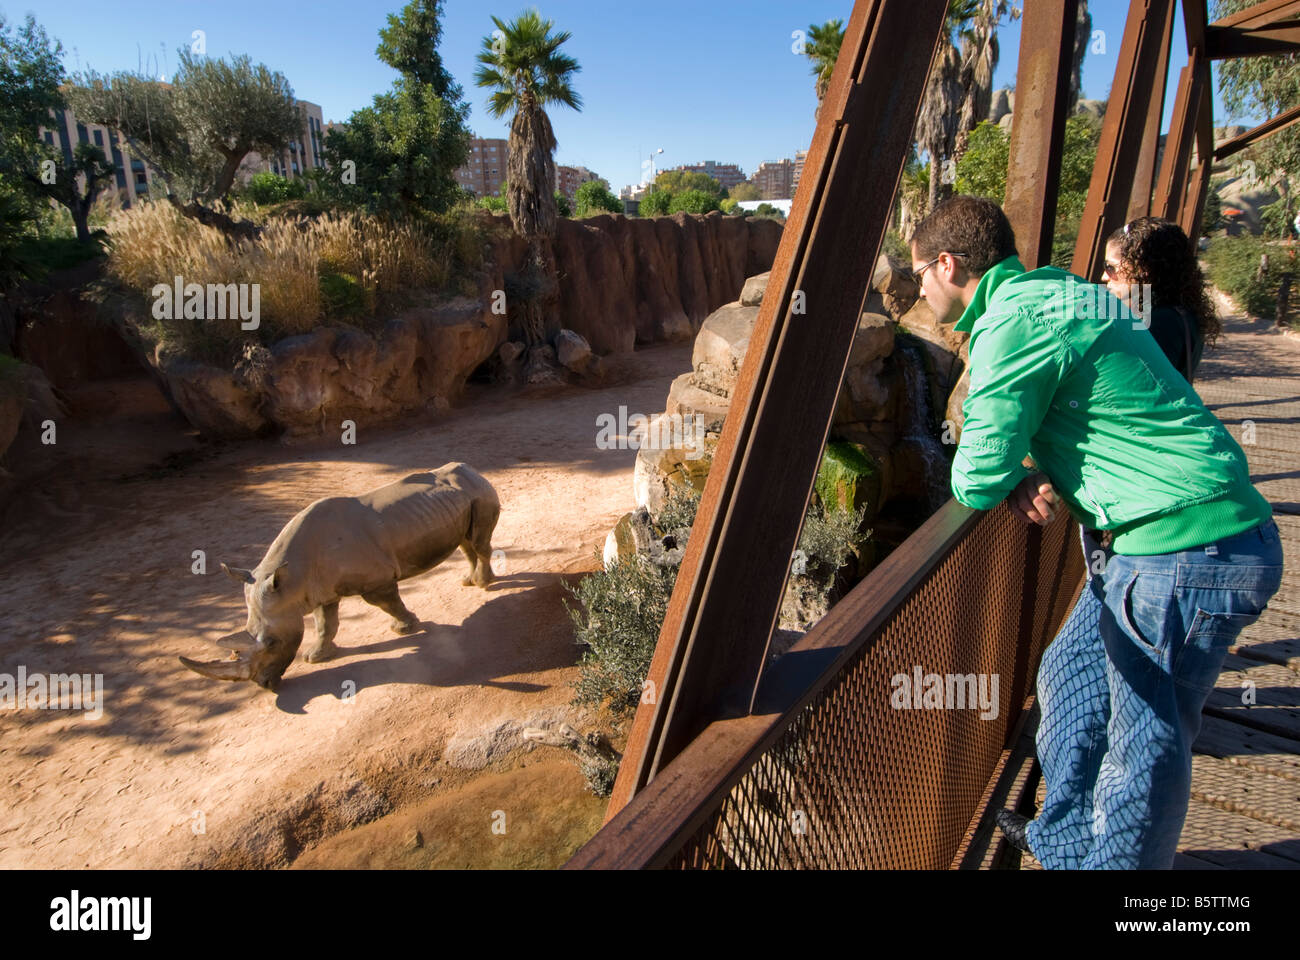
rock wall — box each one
[485,211,783,355]
[9,212,782,441]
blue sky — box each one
[16,1,1246,192]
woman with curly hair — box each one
[1103,216,1221,382]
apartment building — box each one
[669,160,748,191]
[752,158,795,201]
[454,136,509,197]
[555,164,603,201]
[793,149,808,195]
[244,99,326,180]
[38,106,163,207]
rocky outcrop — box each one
[142,296,502,440]
[619,254,960,524]
[483,210,782,355]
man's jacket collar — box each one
[955,255,1026,333]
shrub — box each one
[574,180,622,217]
[554,190,571,218]
[476,194,508,213]
[668,189,720,215]
[1204,235,1283,319]
[638,188,672,217]
[244,171,308,205]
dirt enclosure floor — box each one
[0,341,694,868]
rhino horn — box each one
[221,563,255,585]
[209,630,258,653]
[179,655,255,682]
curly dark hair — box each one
[1107,217,1221,347]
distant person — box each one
[908,195,1282,869]
[1102,216,1221,382]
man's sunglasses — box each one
[914,252,968,281]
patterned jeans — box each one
[1025,519,1283,869]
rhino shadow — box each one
[267,570,588,714]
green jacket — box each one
[951,256,1271,555]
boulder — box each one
[988,87,1012,125]
[691,302,759,398]
[632,414,718,514]
[740,272,770,306]
[555,328,593,373]
[665,373,731,424]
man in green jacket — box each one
[909,196,1282,869]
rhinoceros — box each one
[181,462,500,690]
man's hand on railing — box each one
[1009,472,1059,526]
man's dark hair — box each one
[910,195,1018,276]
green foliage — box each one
[728,181,762,202]
[477,193,508,213]
[566,552,677,717]
[638,188,672,217]
[668,190,720,215]
[474,9,582,239]
[1214,0,1300,192]
[804,19,846,103]
[654,169,725,200]
[1203,235,1282,319]
[573,179,621,216]
[554,190,571,217]
[321,0,470,218]
[720,197,739,215]
[953,120,1009,200]
[319,269,368,319]
[1260,197,1297,240]
[950,113,1100,268]
[244,171,308,205]
[0,13,116,244]
[70,51,301,205]
[797,500,869,591]
[882,229,910,262]
[753,202,784,220]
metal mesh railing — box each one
[567,500,1084,869]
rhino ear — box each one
[267,562,289,592]
[222,563,255,585]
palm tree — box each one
[474,10,582,240]
[916,0,1017,212]
[804,19,846,122]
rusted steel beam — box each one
[1184,0,1208,53]
[1214,103,1300,160]
[1179,78,1216,242]
[1206,21,1300,57]
[1211,0,1300,29]
[601,0,952,821]
[1129,7,1176,221]
[1072,0,1177,281]
[1154,52,1207,220]
[1004,0,1079,268]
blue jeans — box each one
[1026,519,1283,869]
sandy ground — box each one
[0,341,693,868]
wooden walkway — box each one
[1017,308,1300,870]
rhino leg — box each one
[362,583,419,633]
[304,602,341,663]
[459,542,491,587]
[462,497,500,588]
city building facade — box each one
[752,158,795,200]
[454,136,509,197]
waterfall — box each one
[894,338,952,513]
